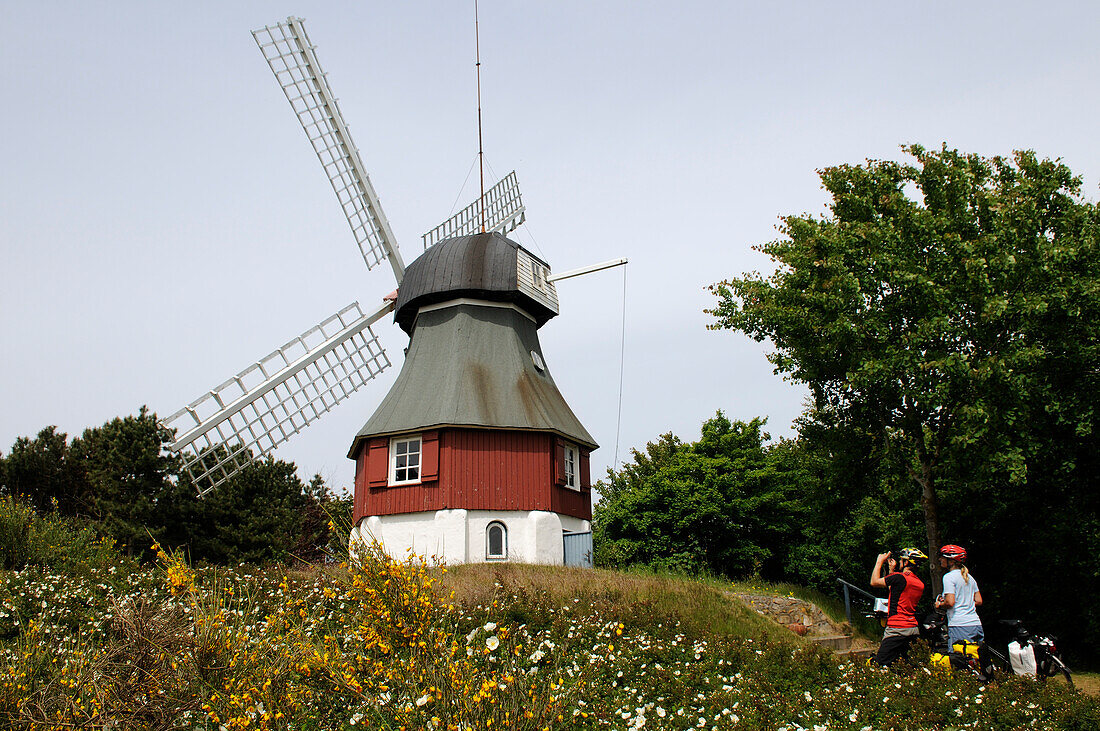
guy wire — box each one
[614,263,628,470]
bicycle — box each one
[922,609,1072,686]
[997,618,1073,686]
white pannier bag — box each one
[1008,640,1037,676]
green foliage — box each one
[708,145,1100,591]
[0,496,119,576]
[1,410,351,568]
[594,412,805,579]
[160,449,347,566]
[68,406,178,556]
[703,144,1100,664]
[319,487,354,558]
[0,426,84,515]
[0,497,34,570]
[595,431,685,504]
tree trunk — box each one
[916,458,943,596]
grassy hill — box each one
[1,504,1098,729]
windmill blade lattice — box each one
[253,17,405,283]
[422,171,527,250]
[161,301,393,495]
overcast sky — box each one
[3,1,1098,495]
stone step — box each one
[807,634,852,652]
[835,646,876,661]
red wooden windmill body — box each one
[348,233,597,564]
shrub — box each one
[0,496,118,575]
[0,497,33,569]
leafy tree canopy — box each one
[594,412,806,579]
[707,144,1100,589]
[69,407,178,554]
[1,426,88,516]
[1,409,348,565]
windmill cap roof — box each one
[395,232,557,334]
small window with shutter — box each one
[389,435,422,485]
[563,443,578,491]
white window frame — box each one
[563,443,579,491]
[389,434,422,485]
[486,521,507,560]
[533,261,551,292]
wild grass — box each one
[443,563,802,645]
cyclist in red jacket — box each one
[871,547,928,666]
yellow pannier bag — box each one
[931,651,953,672]
[953,640,981,659]
[932,641,981,672]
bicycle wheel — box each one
[1048,654,1074,687]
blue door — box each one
[562,531,593,568]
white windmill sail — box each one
[161,301,393,496]
[252,17,405,283]
[421,171,527,250]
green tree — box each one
[69,407,177,555]
[294,474,348,563]
[0,427,84,514]
[780,408,924,593]
[3,411,351,567]
[168,449,328,565]
[707,145,1100,591]
[595,432,685,504]
[594,413,804,578]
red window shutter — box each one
[367,437,388,488]
[421,430,439,481]
[580,448,592,489]
[553,437,566,486]
[353,446,367,519]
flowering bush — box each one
[0,525,1097,729]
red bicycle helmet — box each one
[939,544,967,562]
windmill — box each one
[159,17,625,566]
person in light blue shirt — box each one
[934,544,984,645]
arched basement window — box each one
[486,521,507,560]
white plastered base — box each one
[351,510,591,565]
